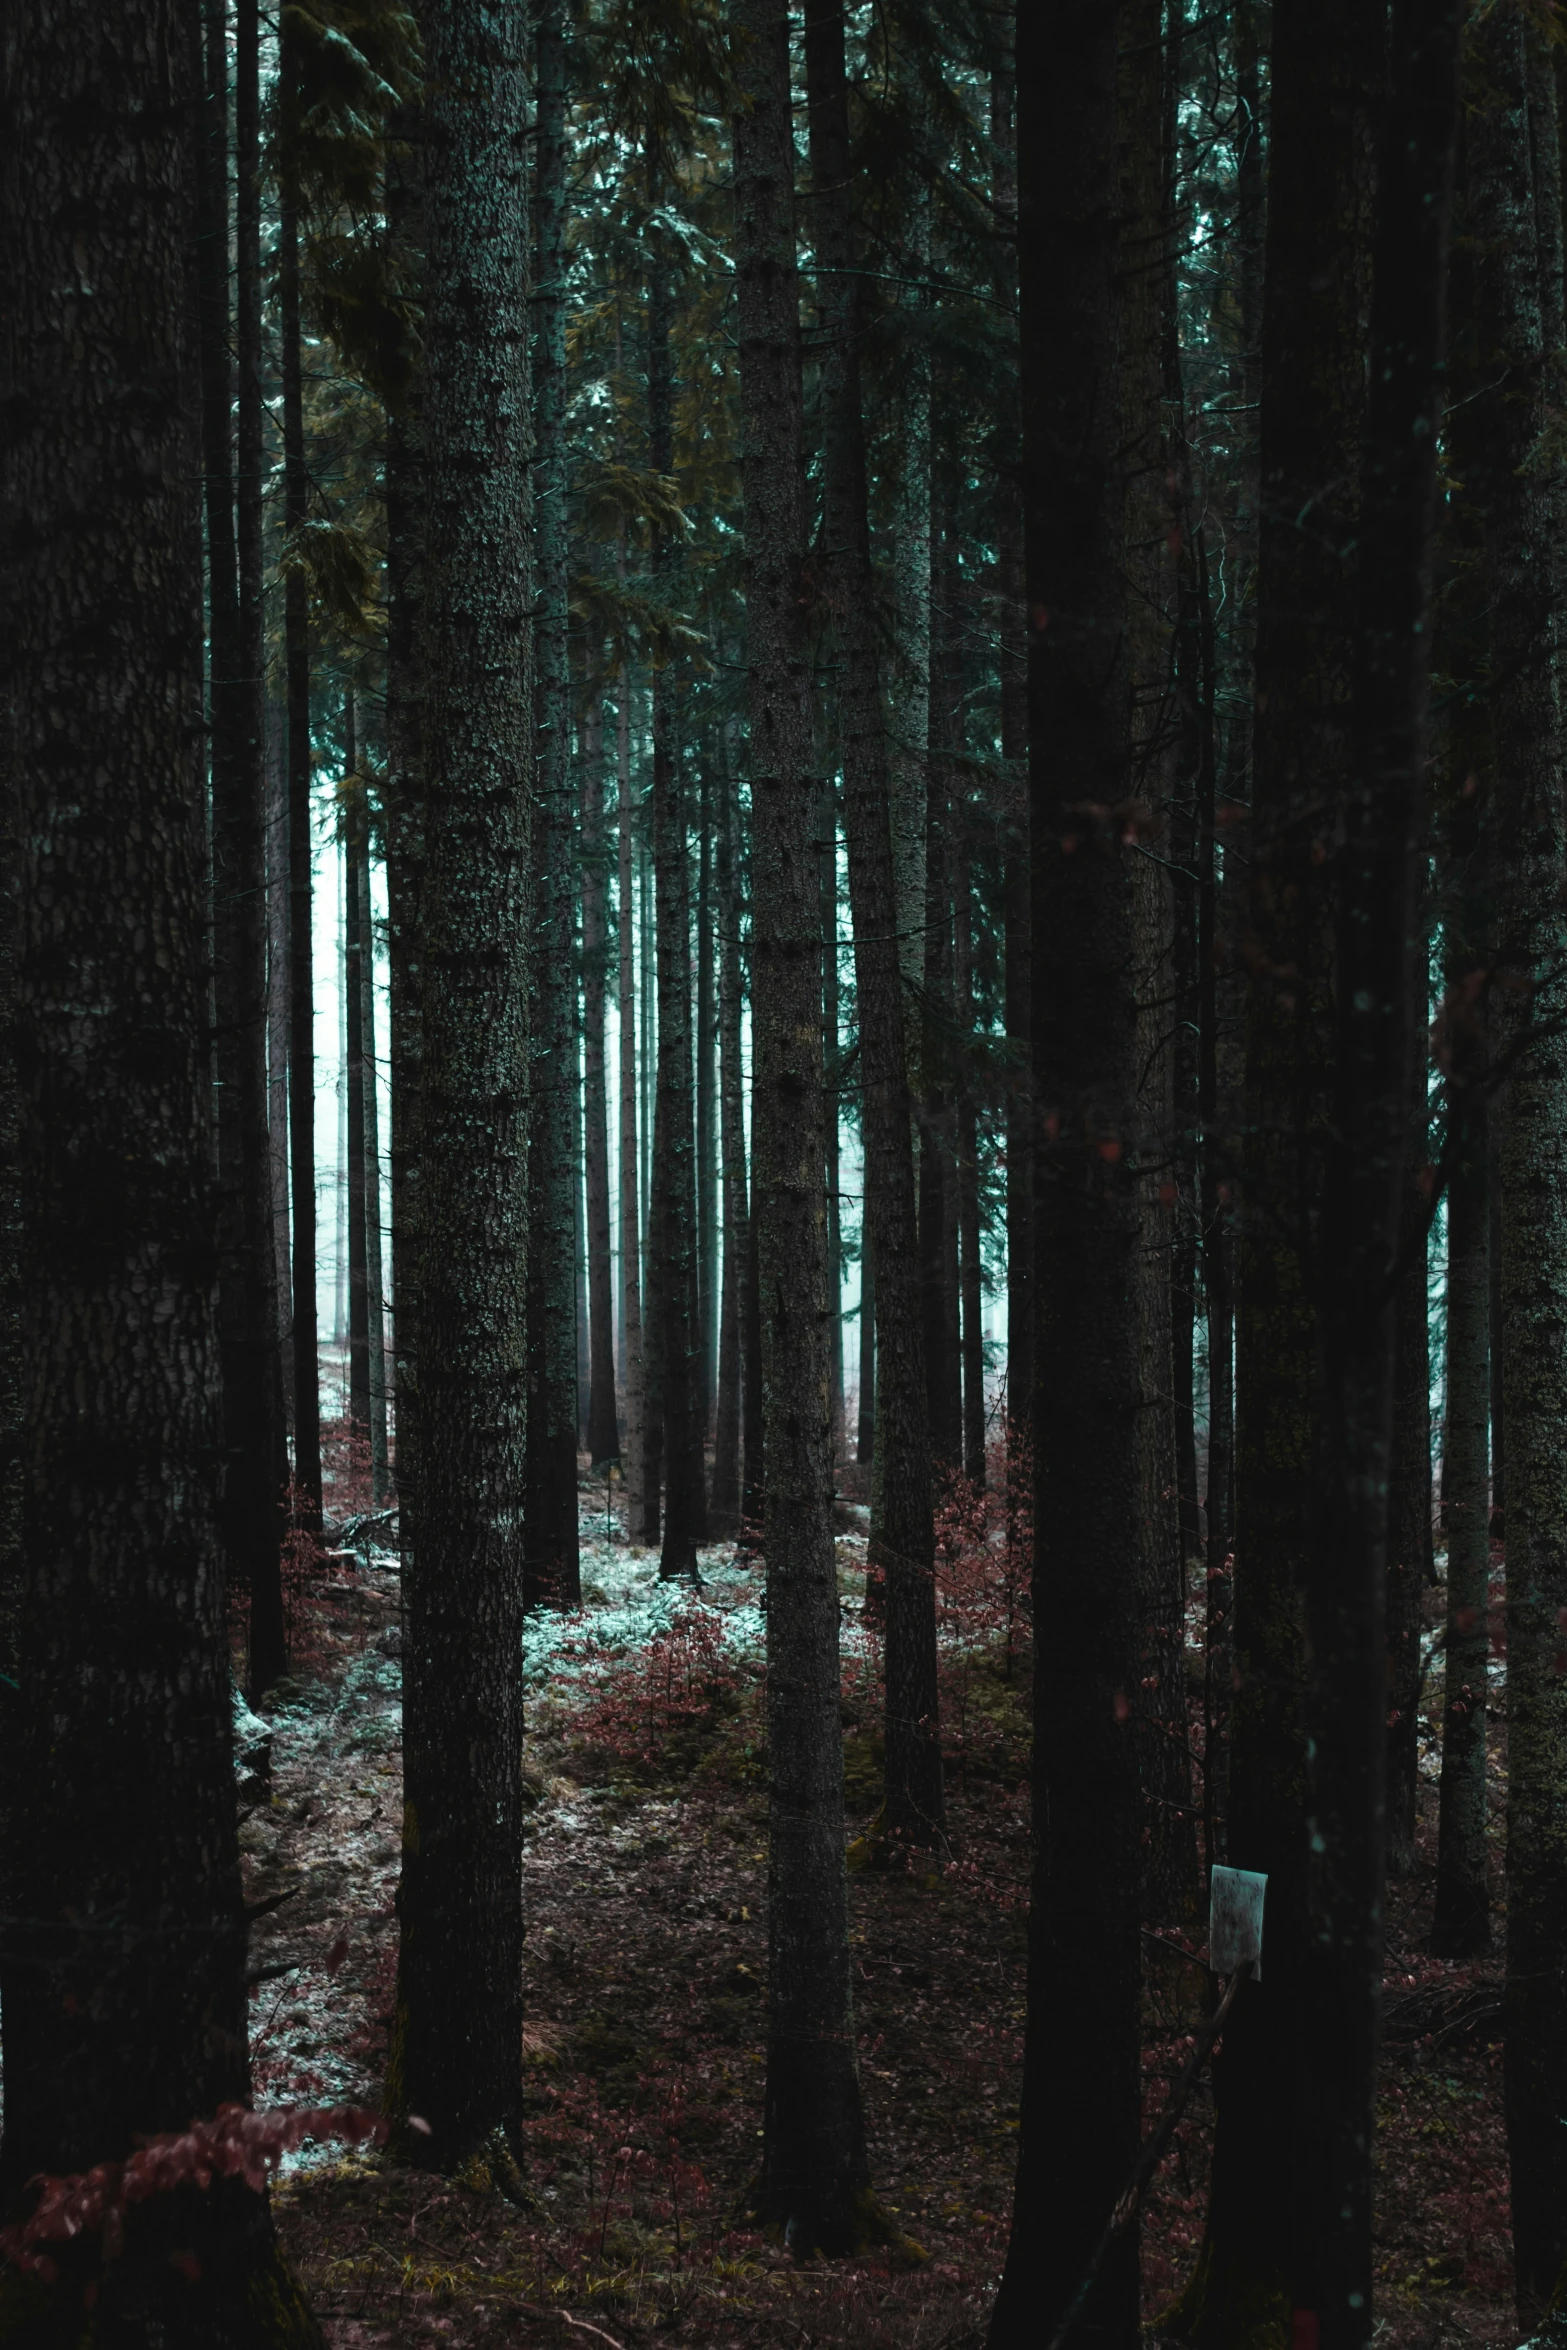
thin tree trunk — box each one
[734,0,880,2246]
[389,0,531,2177]
[523,0,581,1610]
[805,0,940,1853]
[697,761,718,1438]
[345,709,371,1462]
[1432,1094,1489,1951]
[583,698,620,1466]
[269,710,294,1441]
[358,836,390,1505]
[1384,1186,1432,1885]
[647,262,707,1580]
[199,0,288,1689]
[823,774,846,1466]
[0,1,320,2319]
[857,1225,875,1464]
[618,661,650,1536]
[919,717,960,1476]
[713,740,745,1530]
[990,4,1142,2335]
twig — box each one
[512,2304,630,2350]
[1044,1966,1249,2350]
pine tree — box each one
[0,0,320,2329]
[389,0,532,2179]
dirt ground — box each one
[242,1491,1514,2349]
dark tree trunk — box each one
[582,700,620,1467]
[523,0,581,1610]
[954,809,985,1486]
[733,0,880,2248]
[990,7,1142,2342]
[355,835,390,1505]
[712,744,745,1530]
[618,664,650,1533]
[647,265,707,1580]
[1166,0,1379,2334]
[389,0,531,2178]
[697,764,718,1437]
[1470,8,1567,2318]
[1432,1092,1489,1951]
[0,0,319,2324]
[279,133,323,1530]
[345,722,371,1460]
[919,743,960,1477]
[856,1228,875,1465]
[804,0,941,1854]
[198,0,288,1690]
[823,775,846,1465]
[1298,6,1462,2333]
[1384,1190,1432,1885]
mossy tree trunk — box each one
[0,0,319,2329]
[390,0,531,2178]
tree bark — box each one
[358,830,390,1507]
[199,0,288,1689]
[712,741,745,1530]
[389,0,531,2178]
[804,0,940,1853]
[345,716,371,1462]
[1470,6,1567,2318]
[0,0,320,2324]
[697,763,718,1437]
[582,699,620,1467]
[1165,0,1378,2333]
[734,0,879,2248]
[1384,1188,1432,1885]
[1432,1091,1489,1951]
[647,263,707,1580]
[523,0,581,1610]
[990,6,1142,2341]
[617,663,650,1533]
[279,101,323,1530]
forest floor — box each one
[239,1474,1513,2349]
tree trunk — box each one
[1384,1191,1432,1885]
[733,0,880,2247]
[1165,0,1378,2334]
[1432,1092,1489,1951]
[345,716,371,1462]
[618,663,650,1535]
[804,0,940,1854]
[823,775,847,1466]
[0,0,320,2323]
[1472,7,1567,2318]
[583,700,620,1467]
[389,0,531,2178]
[523,0,581,1611]
[279,114,323,1530]
[697,763,718,1438]
[647,263,707,1580]
[1298,4,1461,2330]
[954,804,985,1486]
[919,720,960,1477]
[358,832,390,1506]
[857,1222,875,1464]
[713,742,745,1530]
[199,0,288,1690]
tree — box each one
[582,698,622,1469]
[0,0,320,2331]
[389,0,531,2180]
[732,0,880,2249]
[804,0,942,1856]
[524,0,584,1611]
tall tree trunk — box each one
[199,0,288,1689]
[1432,1090,1489,1952]
[1384,1188,1432,1884]
[697,763,718,1437]
[269,713,294,1440]
[804,0,940,1853]
[0,0,320,2323]
[954,807,985,1486]
[713,742,745,1530]
[389,0,531,2178]
[358,831,390,1506]
[1473,8,1567,2318]
[919,715,960,1476]
[823,774,847,1466]
[1166,0,1378,2334]
[1298,5,1461,2332]
[856,1232,875,1464]
[734,0,880,2247]
[617,663,650,1535]
[523,0,581,1610]
[345,715,371,1462]
[279,103,323,1530]
[647,263,707,1580]
[990,8,1142,2342]
[583,699,620,1467]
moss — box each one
[1157,2236,1289,2350]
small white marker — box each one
[1209,1864,1267,1982]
